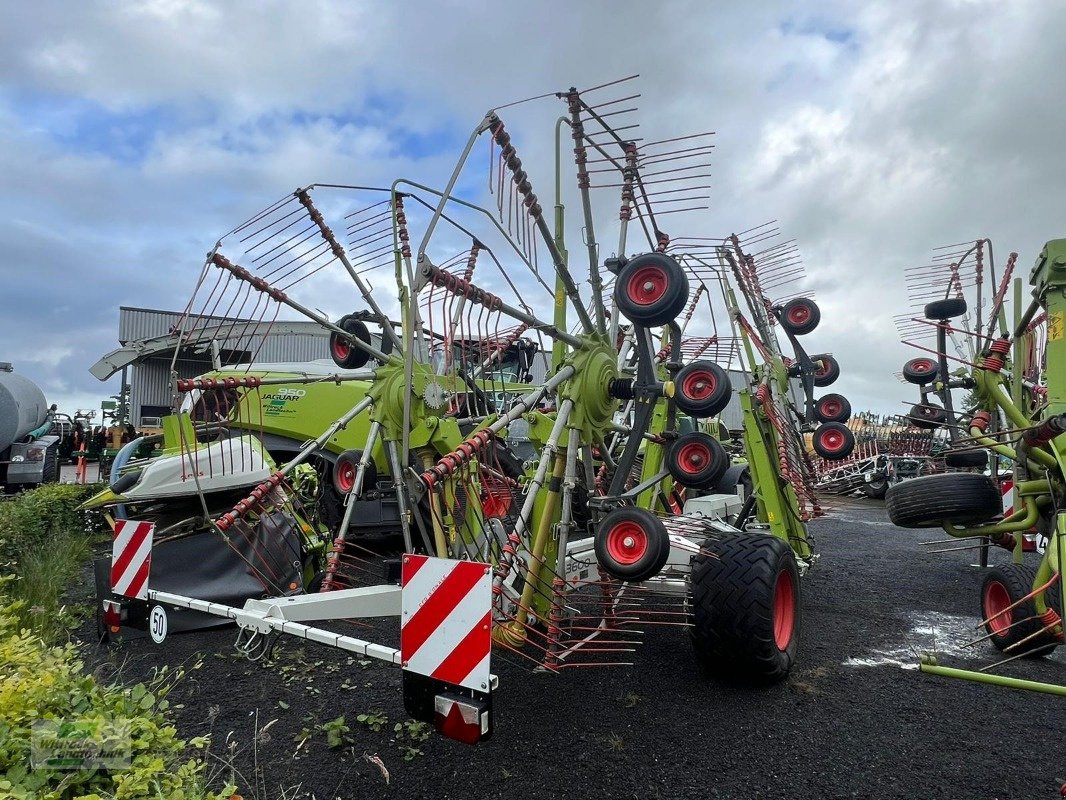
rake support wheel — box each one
[810,354,840,387]
[924,297,967,321]
[981,562,1059,658]
[779,297,821,336]
[674,360,732,418]
[329,316,373,369]
[907,402,947,429]
[666,432,729,490]
[689,534,800,683]
[812,422,855,460]
[902,357,939,385]
[594,507,671,583]
[613,253,690,328]
[332,449,371,496]
[813,393,851,424]
[885,472,1001,528]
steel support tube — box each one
[920,659,1066,696]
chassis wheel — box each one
[981,563,1059,657]
[907,402,947,429]
[673,360,732,418]
[812,422,855,460]
[810,354,840,387]
[813,393,851,424]
[332,449,373,496]
[886,472,1001,528]
[690,534,799,683]
[924,297,967,321]
[902,357,939,385]
[329,316,372,369]
[779,298,820,336]
[666,432,729,490]
[862,478,889,499]
[613,253,690,328]
[594,507,670,583]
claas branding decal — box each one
[261,388,305,417]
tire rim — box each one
[335,459,356,493]
[605,521,649,565]
[332,336,351,361]
[984,580,1012,634]
[910,358,935,376]
[681,370,716,402]
[626,265,668,306]
[819,398,842,418]
[786,303,811,326]
[773,568,796,650]
[676,441,711,475]
[818,428,846,454]
[814,358,833,379]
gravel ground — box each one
[78,495,1066,799]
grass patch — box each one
[0,483,107,641]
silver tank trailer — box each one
[0,363,49,452]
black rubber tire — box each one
[885,472,1001,528]
[613,253,690,328]
[594,507,670,582]
[862,478,889,499]
[902,357,939,385]
[307,570,327,594]
[329,316,372,369]
[714,463,750,495]
[779,298,821,336]
[812,422,855,460]
[666,432,729,490]
[907,402,947,429]
[674,360,732,418]
[331,449,374,496]
[813,393,851,424]
[944,448,989,469]
[981,562,1059,657]
[925,297,967,321]
[810,354,840,387]
[689,534,800,683]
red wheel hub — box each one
[676,441,711,475]
[681,370,716,401]
[819,399,842,418]
[786,304,811,325]
[773,568,796,650]
[984,580,1012,634]
[626,266,669,306]
[604,521,649,565]
[335,459,356,493]
[814,360,831,379]
[332,337,351,360]
[912,359,935,374]
[819,428,846,453]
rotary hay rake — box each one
[887,237,1066,693]
[89,77,855,741]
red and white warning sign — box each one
[111,519,154,600]
[1001,479,1014,518]
[400,554,491,692]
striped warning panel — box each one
[400,555,491,692]
[111,519,154,600]
[1001,479,1014,518]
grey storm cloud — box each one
[1,0,1065,417]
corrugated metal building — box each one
[119,306,331,426]
[116,306,797,431]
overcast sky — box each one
[2,0,1064,419]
